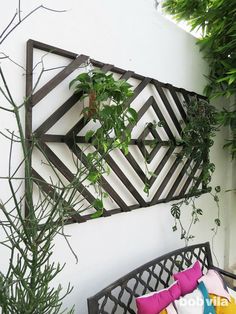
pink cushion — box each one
[173,260,202,296]
[198,269,231,301]
[136,281,181,314]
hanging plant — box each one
[176,98,218,181]
[69,70,138,216]
[170,98,221,247]
[69,69,137,152]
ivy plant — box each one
[170,98,221,246]
[176,98,218,182]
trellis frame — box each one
[25,39,209,224]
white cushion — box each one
[228,287,236,300]
[174,288,204,314]
[166,303,177,314]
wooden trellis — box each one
[25,39,208,224]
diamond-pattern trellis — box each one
[26,39,209,224]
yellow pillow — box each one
[159,310,167,314]
[209,294,236,314]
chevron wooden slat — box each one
[179,159,203,196]
[36,142,98,207]
[167,84,187,122]
[34,93,82,136]
[101,64,114,73]
[125,77,152,108]
[103,154,147,207]
[150,154,183,205]
[67,143,131,212]
[32,169,87,223]
[32,55,89,106]
[166,149,198,200]
[153,81,183,136]
[150,96,176,141]
[148,146,176,188]
[122,151,147,184]
[119,71,134,81]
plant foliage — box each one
[177,98,218,187]
[162,0,236,158]
[70,70,136,156]
[0,6,137,312]
[69,70,137,215]
[170,98,220,245]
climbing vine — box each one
[170,98,220,246]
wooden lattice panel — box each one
[25,39,208,224]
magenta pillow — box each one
[173,260,202,296]
[135,281,181,314]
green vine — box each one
[170,98,221,246]
[69,70,138,217]
[176,98,218,180]
[139,98,221,246]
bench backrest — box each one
[87,242,213,314]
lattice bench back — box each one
[87,242,213,314]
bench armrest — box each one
[212,266,236,280]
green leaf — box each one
[157,121,164,127]
[143,183,150,195]
[171,205,181,219]
[196,208,203,215]
[91,199,104,218]
[215,218,221,226]
[172,225,177,232]
[215,186,221,193]
[77,72,90,82]
[85,130,95,143]
[103,192,109,198]
[122,145,129,155]
[101,142,108,153]
[93,198,103,210]
[87,152,96,163]
[87,171,100,183]
[91,209,103,219]
[127,108,138,123]
[113,139,121,148]
[228,76,236,85]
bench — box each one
[87,242,236,313]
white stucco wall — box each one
[0,1,235,313]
